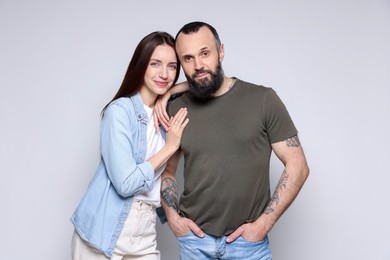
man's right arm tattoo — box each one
[161,177,179,212]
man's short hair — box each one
[176,21,221,50]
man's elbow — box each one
[300,163,310,183]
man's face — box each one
[176,26,225,100]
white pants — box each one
[71,200,160,260]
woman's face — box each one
[142,44,178,97]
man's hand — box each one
[226,221,267,243]
[160,151,204,239]
[168,215,205,238]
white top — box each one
[134,105,166,207]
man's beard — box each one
[185,62,224,101]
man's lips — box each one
[196,73,208,78]
[194,72,210,79]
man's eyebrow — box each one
[181,46,211,58]
[181,53,193,59]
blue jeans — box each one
[177,233,272,260]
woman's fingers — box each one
[165,108,189,150]
[157,105,170,127]
[160,93,171,122]
[180,118,190,129]
[155,95,171,127]
[162,107,170,123]
[171,108,188,128]
[154,103,170,131]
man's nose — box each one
[194,57,203,70]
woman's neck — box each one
[139,88,157,108]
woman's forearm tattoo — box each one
[264,170,289,214]
[161,177,179,212]
[285,135,301,148]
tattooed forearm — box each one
[264,170,289,214]
[285,135,301,148]
[161,177,179,212]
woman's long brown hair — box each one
[102,31,180,115]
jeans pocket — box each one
[239,235,269,244]
[176,231,194,240]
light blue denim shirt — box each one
[71,93,165,257]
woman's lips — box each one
[155,81,169,87]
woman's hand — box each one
[153,81,189,132]
[154,91,172,132]
[165,108,189,151]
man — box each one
[160,21,309,259]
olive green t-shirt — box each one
[168,79,297,236]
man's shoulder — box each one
[170,93,189,106]
[235,78,273,95]
[167,93,190,114]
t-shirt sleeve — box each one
[263,88,298,144]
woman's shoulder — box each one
[108,97,132,109]
[103,97,135,121]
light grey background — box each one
[1,0,389,259]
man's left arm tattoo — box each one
[285,135,301,148]
[264,170,289,214]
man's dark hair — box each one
[175,21,221,50]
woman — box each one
[70,31,188,259]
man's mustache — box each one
[192,69,214,79]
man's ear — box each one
[219,43,225,62]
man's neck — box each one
[213,77,235,97]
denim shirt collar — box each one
[129,92,166,139]
[130,92,147,122]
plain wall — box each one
[1,0,389,259]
